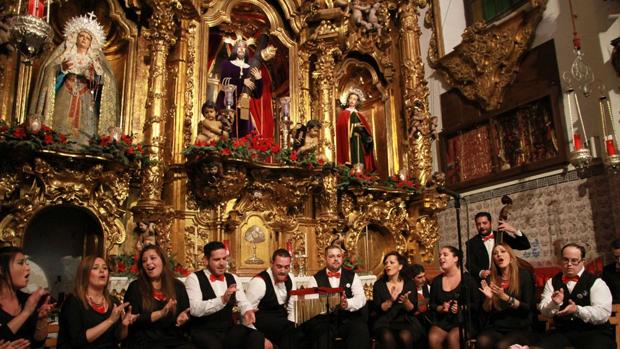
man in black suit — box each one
[465,211,530,282]
[306,245,369,349]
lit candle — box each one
[286,240,293,255]
[27,0,44,17]
[223,239,230,256]
[605,138,617,156]
[573,133,582,150]
[46,0,50,22]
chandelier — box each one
[9,0,54,61]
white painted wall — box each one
[423,0,620,181]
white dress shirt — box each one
[306,268,366,312]
[538,267,612,325]
[245,269,296,323]
[185,269,254,317]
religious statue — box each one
[336,88,376,172]
[135,221,157,253]
[196,101,228,144]
[293,119,321,156]
[30,12,119,145]
[216,36,263,139]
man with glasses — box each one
[537,243,614,349]
[602,238,620,303]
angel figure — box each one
[196,101,228,144]
[292,119,321,156]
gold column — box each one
[133,0,181,253]
[297,50,311,123]
[313,40,340,163]
[398,1,435,188]
[14,59,33,124]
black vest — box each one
[551,271,609,331]
[255,270,292,318]
[313,268,368,321]
[190,270,236,331]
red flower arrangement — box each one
[0,120,69,150]
[86,134,147,166]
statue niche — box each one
[30,12,119,145]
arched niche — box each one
[335,58,395,178]
[23,204,103,297]
[30,0,139,135]
[200,0,300,130]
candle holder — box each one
[222,84,237,111]
[295,252,307,277]
[280,97,291,149]
[596,85,619,174]
[28,114,41,133]
[9,14,53,61]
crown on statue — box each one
[339,87,366,106]
[223,32,256,48]
[63,12,106,51]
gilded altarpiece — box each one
[0,0,448,282]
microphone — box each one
[437,186,461,198]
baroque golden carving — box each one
[428,0,547,110]
[0,151,131,255]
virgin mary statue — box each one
[29,12,119,144]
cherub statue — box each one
[196,101,228,144]
[350,0,372,30]
[367,2,383,35]
[293,119,321,155]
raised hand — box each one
[222,284,237,304]
[37,295,55,320]
[397,291,412,304]
[551,288,564,305]
[250,67,262,80]
[121,305,138,326]
[243,309,256,325]
[176,308,190,327]
[160,298,177,318]
[381,299,393,311]
[557,299,577,316]
[449,300,459,314]
[497,221,517,235]
[490,283,507,300]
[61,59,73,72]
[479,280,493,299]
[340,293,348,309]
[109,302,130,323]
[243,78,255,90]
[24,289,46,315]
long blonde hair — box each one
[73,255,112,310]
[486,243,520,311]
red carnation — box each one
[59,134,67,144]
[129,264,138,274]
[221,148,231,156]
[12,127,26,139]
[99,135,112,147]
[126,146,135,155]
[41,124,51,132]
[43,134,54,145]
[121,134,132,145]
[290,151,298,161]
[318,158,325,165]
[117,262,126,273]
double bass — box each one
[496,195,534,274]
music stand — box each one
[290,286,344,349]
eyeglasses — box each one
[561,257,583,265]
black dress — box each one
[0,290,42,345]
[57,295,121,349]
[124,279,195,349]
[372,278,423,338]
[429,272,479,332]
[482,268,535,333]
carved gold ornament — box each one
[428,0,548,110]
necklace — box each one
[87,295,107,314]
